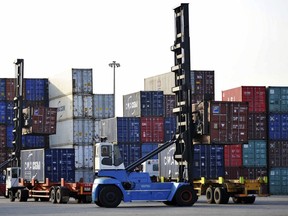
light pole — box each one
[109,61,120,117]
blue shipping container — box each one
[268,87,288,113]
[117,143,141,167]
[141,143,159,160]
[269,113,288,140]
[20,148,75,183]
[0,102,6,124]
[6,125,13,148]
[193,145,224,179]
[22,135,48,149]
[24,79,48,101]
[242,140,267,167]
[164,116,177,141]
[269,168,288,195]
[0,79,6,100]
[6,101,14,125]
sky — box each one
[1,0,288,116]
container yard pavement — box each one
[0,196,287,216]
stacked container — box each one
[222,86,268,180]
[49,69,114,182]
[267,87,288,195]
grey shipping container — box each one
[20,148,75,183]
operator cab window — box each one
[101,145,112,166]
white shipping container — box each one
[73,119,94,144]
[94,120,101,142]
[75,145,94,169]
[144,72,174,95]
[93,94,114,119]
[49,94,73,121]
[75,169,95,183]
[49,68,93,99]
[73,95,93,118]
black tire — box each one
[214,187,230,204]
[232,196,242,204]
[50,187,57,204]
[206,187,215,204]
[174,185,197,206]
[9,190,15,202]
[241,196,256,204]
[16,189,28,202]
[163,200,176,206]
[99,185,122,208]
[56,187,70,204]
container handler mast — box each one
[1,59,93,203]
[91,3,267,208]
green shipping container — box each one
[269,168,288,195]
[243,140,267,167]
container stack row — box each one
[49,68,114,182]
[267,87,288,195]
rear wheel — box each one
[99,185,122,208]
[214,187,230,204]
[206,187,215,204]
[16,189,28,202]
[50,187,57,204]
[174,185,197,206]
[56,187,70,204]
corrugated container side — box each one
[210,101,248,144]
[0,79,6,100]
[73,119,94,144]
[242,140,267,167]
[248,113,267,140]
[73,94,93,118]
[72,69,93,94]
[191,70,215,103]
[50,119,74,148]
[22,135,49,149]
[269,140,288,167]
[141,143,158,159]
[268,87,288,113]
[117,143,141,167]
[224,144,242,167]
[0,125,7,149]
[74,145,93,169]
[24,79,48,101]
[164,116,177,142]
[225,167,267,180]
[6,78,16,101]
[269,113,288,140]
[49,94,73,121]
[75,169,94,183]
[164,95,176,117]
[140,117,164,143]
[144,72,175,95]
[0,102,6,124]
[269,168,288,195]
[123,91,164,117]
[6,125,13,148]
[94,120,101,142]
[20,148,75,183]
[6,102,14,125]
[93,94,114,119]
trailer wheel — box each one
[50,187,57,204]
[174,185,197,206]
[99,185,122,208]
[9,190,15,202]
[232,196,241,204]
[206,187,215,204]
[16,189,28,202]
[214,187,229,204]
[56,187,70,204]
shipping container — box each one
[6,101,14,125]
[0,79,6,100]
[140,117,164,143]
[93,94,114,119]
[75,169,94,183]
[73,94,93,118]
[190,70,215,103]
[242,140,267,167]
[209,101,249,144]
[49,68,93,99]
[6,78,16,101]
[93,120,101,142]
[269,140,288,167]
[268,86,288,113]
[74,145,94,169]
[22,106,57,135]
[0,101,6,124]
[164,116,177,142]
[22,135,49,149]
[144,72,175,95]
[222,86,266,113]
[73,119,94,144]
[100,117,140,143]
[224,144,242,167]
[269,168,288,195]
[164,94,176,117]
[117,143,141,167]
[141,143,158,159]
[268,113,288,140]
[225,167,267,180]
[159,144,224,180]
[20,148,75,183]
[248,112,267,140]
[123,91,164,117]
[24,79,49,101]
[6,125,13,148]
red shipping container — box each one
[210,101,248,144]
[0,125,6,149]
[269,141,288,167]
[224,144,242,167]
[225,167,267,179]
[222,86,266,113]
[164,95,176,117]
[6,78,16,101]
[140,117,164,143]
[248,113,267,140]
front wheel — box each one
[99,185,122,208]
[9,190,15,202]
[174,185,198,206]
